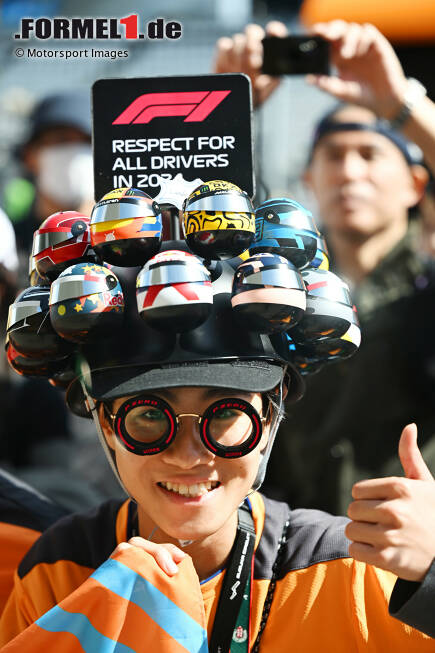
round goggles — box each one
[106,394,265,458]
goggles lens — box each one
[112,395,263,458]
[125,403,171,442]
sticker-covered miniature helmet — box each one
[32,211,94,281]
[251,198,320,269]
[90,187,162,267]
[290,268,354,343]
[49,263,124,343]
[183,180,255,260]
[231,252,306,333]
[7,286,72,359]
[137,250,213,332]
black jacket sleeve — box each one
[389,558,435,638]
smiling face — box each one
[304,106,422,242]
[99,386,269,545]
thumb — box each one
[398,423,433,481]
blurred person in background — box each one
[0,207,114,511]
[214,20,435,514]
[0,217,69,598]
[2,90,94,265]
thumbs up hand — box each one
[345,424,435,581]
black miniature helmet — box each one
[7,286,72,359]
[290,268,354,343]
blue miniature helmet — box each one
[251,198,320,269]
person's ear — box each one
[21,143,41,175]
[97,403,116,451]
[407,164,429,207]
[302,165,313,191]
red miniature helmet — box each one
[32,211,96,281]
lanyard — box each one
[209,502,256,653]
[128,500,256,653]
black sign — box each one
[92,73,254,201]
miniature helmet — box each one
[5,339,69,378]
[7,286,72,359]
[183,180,255,260]
[231,253,306,334]
[137,249,213,332]
[290,268,354,343]
[32,211,95,281]
[49,263,124,343]
[307,234,329,271]
[90,187,162,267]
[306,305,361,361]
[251,198,320,269]
[282,334,326,375]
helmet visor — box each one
[91,199,157,224]
[185,194,253,213]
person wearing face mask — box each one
[4,91,94,266]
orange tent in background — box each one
[300,0,435,44]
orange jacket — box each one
[0,493,433,651]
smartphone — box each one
[262,35,330,76]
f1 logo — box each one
[112,90,231,125]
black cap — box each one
[24,91,91,145]
[308,104,422,166]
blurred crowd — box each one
[0,90,123,512]
[1,15,435,523]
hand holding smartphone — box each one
[262,35,330,76]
